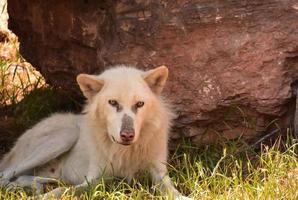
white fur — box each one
[0,65,191,200]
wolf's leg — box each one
[7,175,59,194]
[1,128,79,181]
[150,163,181,196]
[40,187,67,199]
[41,180,95,199]
[0,174,9,187]
[41,170,100,199]
[150,163,192,200]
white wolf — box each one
[0,65,191,199]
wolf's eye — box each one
[108,100,118,107]
[135,101,144,108]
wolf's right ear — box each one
[143,66,169,95]
[76,74,104,100]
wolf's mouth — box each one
[111,136,132,146]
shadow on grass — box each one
[0,87,82,155]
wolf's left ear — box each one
[77,74,104,100]
[143,66,169,95]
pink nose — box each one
[120,130,135,142]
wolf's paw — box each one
[40,187,66,200]
[175,195,193,200]
[6,182,18,191]
[0,178,9,187]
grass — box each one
[0,134,297,200]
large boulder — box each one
[7,0,298,144]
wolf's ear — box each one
[143,66,169,95]
[76,74,104,100]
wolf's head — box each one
[77,66,169,146]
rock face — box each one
[7,0,298,144]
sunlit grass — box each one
[1,134,297,200]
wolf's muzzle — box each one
[120,114,135,143]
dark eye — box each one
[108,100,118,107]
[135,101,144,108]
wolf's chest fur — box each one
[105,143,153,178]
[50,127,156,184]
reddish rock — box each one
[7,0,298,144]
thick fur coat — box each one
[0,65,191,200]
